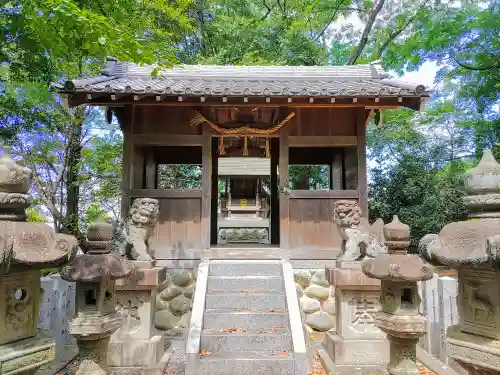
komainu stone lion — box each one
[333,200,387,261]
[114,198,159,261]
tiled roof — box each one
[218,158,270,176]
[54,58,430,98]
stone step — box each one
[207,275,283,292]
[209,260,282,277]
[201,328,292,352]
[203,309,289,329]
[205,292,286,309]
[188,351,295,375]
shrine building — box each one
[56,58,430,265]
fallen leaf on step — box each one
[268,308,286,312]
[232,308,256,312]
[279,352,289,357]
[199,350,212,357]
[240,274,248,276]
[271,328,278,332]
[240,290,264,293]
[218,328,248,333]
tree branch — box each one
[348,0,386,65]
[453,54,500,71]
[314,0,347,42]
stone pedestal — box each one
[324,260,390,374]
[108,262,171,375]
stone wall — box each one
[295,269,336,332]
[155,269,197,336]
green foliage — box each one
[288,166,329,190]
[83,202,110,225]
[158,165,202,189]
[369,154,468,245]
[26,207,47,222]
[1,0,195,80]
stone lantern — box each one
[60,221,133,375]
[419,150,500,375]
[363,216,434,375]
[0,151,79,375]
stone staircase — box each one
[186,260,308,375]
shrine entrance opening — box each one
[210,137,280,247]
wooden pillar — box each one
[201,130,212,249]
[279,128,290,249]
[356,108,368,217]
[120,105,134,219]
[210,138,219,246]
[270,138,279,245]
[145,149,156,189]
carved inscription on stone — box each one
[116,296,143,335]
[350,297,377,331]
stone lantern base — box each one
[321,261,390,374]
[108,263,171,375]
[0,331,55,375]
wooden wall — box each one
[119,104,369,256]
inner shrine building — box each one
[56,58,430,263]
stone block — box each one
[200,328,292,352]
[116,266,167,290]
[209,260,282,276]
[0,331,56,375]
[205,291,286,309]
[318,348,388,375]
[113,267,167,341]
[51,275,76,347]
[458,268,500,340]
[108,350,172,375]
[108,335,164,368]
[336,289,386,340]
[437,276,458,364]
[186,352,296,375]
[332,267,381,290]
[1,271,41,345]
[203,309,289,329]
[325,331,389,366]
[422,275,441,355]
[39,277,57,331]
[207,275,283,292]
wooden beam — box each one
[289,190,358,199]
[355,108,368,217]
[67,93,427,109]
[129,189,202,198]
[288,136,358,147]
[131,134,204,146]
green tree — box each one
[369,153,468,247]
